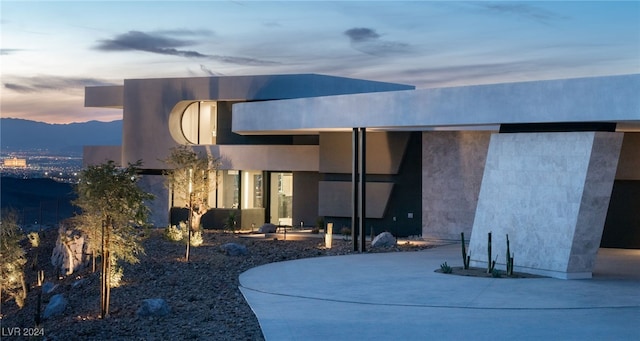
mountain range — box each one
[1,118,123,154]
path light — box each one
[325,223,333,249]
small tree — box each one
[163,146,220,261]
[74,160,153,318]
[0,209,28,310]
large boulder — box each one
[258,223,277,233]
[51,225,89,276]
[137,298,171,317]
[371,232,396,248]
[42,281,58,294]
[43,294,67,319]
[220,242,248,256]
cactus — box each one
[440,261,453,274]
[461,232,470,269]
[487,232,492,273]
[508,255,514,276]
[490,255,497,273]
[506,234,515,276]
[506,234,514,276]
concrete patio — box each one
[240,243,640,340]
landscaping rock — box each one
[72,278,87,289]
[51,225,89,276]
[220,242,248,256]
[42,281,58,294]
[258,223,277,233]
[137,298,171,317]
[43,294,67,319]
[371,232,396,248]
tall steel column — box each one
[352,128,359,251]
[358,127,366,252]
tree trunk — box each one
[19,273,27,307]
[101,220,106,318]
[105,250,111,318]
[192,212,203,232]
[100,217,111,318]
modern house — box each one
[85,73,640,279]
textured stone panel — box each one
[469,132,623,279]
[422,131,491,240]
[568,132,623,272]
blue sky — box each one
[1,1,639,123]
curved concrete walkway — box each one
[239,244,640,340]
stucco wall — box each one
[137,174,170,228]
[82,146,122,167]
[319,132,409,175]
[292,172,321,228]
[469,132,623,279]
[422,131,491,240]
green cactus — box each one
[506,234,514,276]
[461,232,470,269]
[440,261,453,274]
[487,232,492,273]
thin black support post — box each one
[358,127,366,253]
[352,128,359,251]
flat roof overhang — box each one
[84,74,414,109]
[232,74,640,134]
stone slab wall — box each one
[469,132,623,279]
[422,131,491,240]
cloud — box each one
[154,29,214,37]
[345,28,380,43]
[343,27,410,56]
[95,30,206,57]
[470,3,564,24]
[262,21,281,28]
[0,48,22,55]
[199,64,223,76]
[94,30,279,66]
[4,83,34,93]
[3,76,116,94]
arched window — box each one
[169,101,217,145]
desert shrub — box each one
[109,262,124,288]
[0,210,27,308]
[189,231,203,247]
[164,224,184,242]
[27,231,40,248]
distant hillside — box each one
[0,118,122,153]
[0,177,78,226]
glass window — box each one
[216,170,239,209]
[178,101,217,145]
[242,171,263,209]
[270,172,293,226]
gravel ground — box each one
[0,228,434,340]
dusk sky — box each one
[1,1,639,124]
